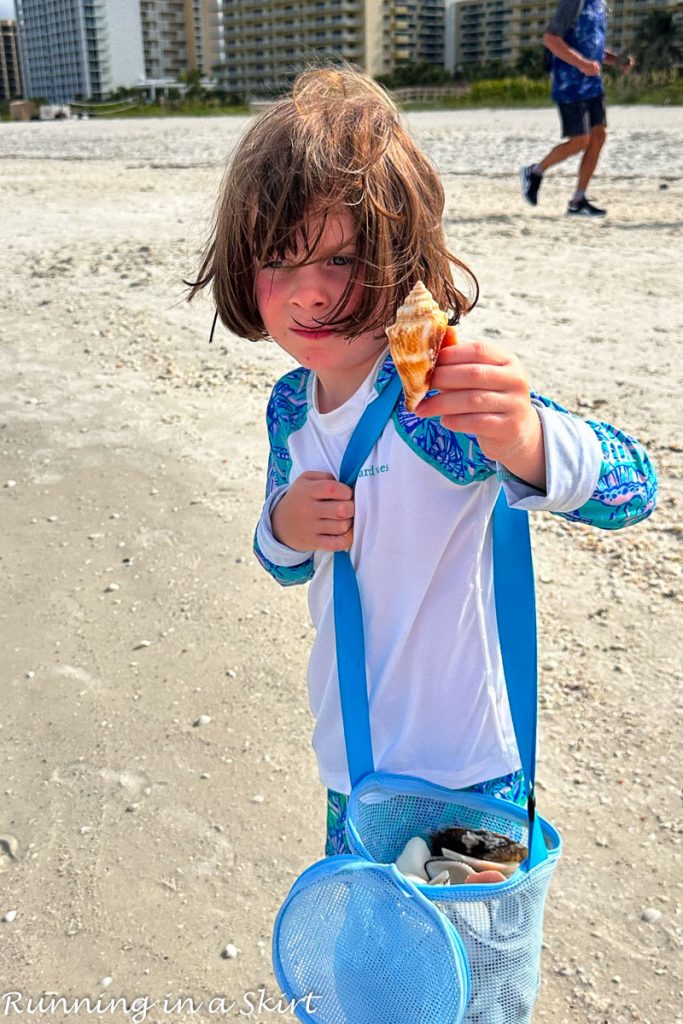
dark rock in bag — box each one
[429,827,528,863]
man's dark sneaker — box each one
[566,197,607,217]
[520,165,543,206]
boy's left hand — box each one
[414,339,547,489]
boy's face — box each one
[255,210,387,389]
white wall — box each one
[445,0,457,72]
[104,0,144,91]
[364,0,386,77]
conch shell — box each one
[385,281,450,412]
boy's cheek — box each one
[347,280,365,312]
[255,274,284,321]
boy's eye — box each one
[262,253,355,271]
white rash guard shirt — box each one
[256,349,605,794]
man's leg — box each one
[576,124,607,194]
[567,115,608,215]
[538,133,590,173]
[520,100,590,206]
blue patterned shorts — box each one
[324,770,528,857]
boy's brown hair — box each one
[187,65,478,340]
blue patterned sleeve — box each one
[532,391,657,529]
[393,400,498,484]
[253,374,315,587]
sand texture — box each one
[1,107,682,1023]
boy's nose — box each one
[289,269,330,312]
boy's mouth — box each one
[290,327,336,338]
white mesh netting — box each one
[346,782,559,1024]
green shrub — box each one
[469,77,549,102]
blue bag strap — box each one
[492,492,546,868]
[333,368,547,868]
[338,373,403,485]
[333,373,403,785]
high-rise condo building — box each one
[15,0,145,102]
[1,19,23,99]
[218,0,446,98]
[140,0,224,80]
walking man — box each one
[520,0,635,217]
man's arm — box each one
[544,0,601,74]
[604,49,636,72]
[543,31,601,75]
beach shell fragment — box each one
[0,834,19,873]
[386,281,450,412]
[394,836,431,881]
[426,869,451,886]
[439,848,518,879]
[425,858,474,885]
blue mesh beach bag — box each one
[274,855,471,1024]
[273,369,561,1024]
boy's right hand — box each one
[271,472,355,552]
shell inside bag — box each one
[430,826,528,864]
[385,281,449,412]
[425,858,473,885]
[439,848,518,879]
[394,836,431,881]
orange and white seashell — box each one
[385,281,450,412]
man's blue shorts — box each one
[558,95,607,138]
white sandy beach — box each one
[0,106,682,1023]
